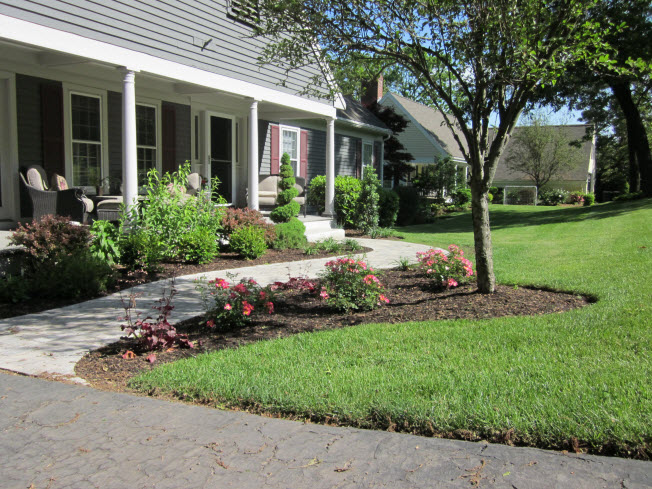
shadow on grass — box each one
[398,198,652,235]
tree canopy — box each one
[253,0,617,293]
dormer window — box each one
[228,0,259,27]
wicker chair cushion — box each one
[26,168,46,190]
[187,173,202,196]
[50,174,69,191]
[81,196,94,213]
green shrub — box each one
[89,220,121,265]
[273,218,307,249]
[0,274,31,303]
[221,207,276,245]
[319,257,388,312]
[451,188,472,206]
[30,251,115,300]
[306,175,362,227]
[395,186,423,225]
[491,187,504,202]
[306,175,326,212]
[357,166,380,234]
[378,187,399,227]
[369,227,397,239]
[119,229,164,271]
[230,225,267,259]
[177,227,218,263]
[583,192,595,206]
[487,193,494,203]
[270,201,300,222]
[567,191,585,205]
[614,191,645,201]
[124,162,225,261]
[539,188,569,206]
[270,152,299,223]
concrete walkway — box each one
[1,373,650,489]
[0,238,430,381]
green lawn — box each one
[131,199,652,456]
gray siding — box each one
[335,134,358,178]
[1,0,331,102]
[16,74,59,169]
[257,123,359,182]
[306,128,325,182]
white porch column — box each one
[248,99,260,210]
[121,68,138,215]
[324,117,335,217]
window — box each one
[136,104,157,184]
[71,93,102,186]
[363,141,374,167]
[281,126,300,175]
[227,0,259,27]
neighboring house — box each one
[490,125,597,193]
[0,1,388,226]
[376,91,469,186]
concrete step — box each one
[261,212,346,243]
[301,216,345,242]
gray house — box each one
[0,1,389,226]
[376,92,469,185]
[490,124,597,193]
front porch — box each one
[0,15,341,225]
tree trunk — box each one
[470,179,495,293]
[611,81,652,196]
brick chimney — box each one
[361,75,383,107]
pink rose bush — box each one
[319,257,389,311]
[416,245,474,289]
[197,276,275,328]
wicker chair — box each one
[19,166,90,224]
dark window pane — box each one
[136,105,156,146]
[71,94,100,142]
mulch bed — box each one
[0,246,370,319]
[76,268,592,392]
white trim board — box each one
[0,15,342,117]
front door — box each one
[204,112,235,204]
[0,74,16,220]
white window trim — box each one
[63,84,109,191]
[279,124,301,176]
[135,99,162,176]
[362,140,374,168]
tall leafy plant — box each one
[357,165,380,234]
[270,152,300,223]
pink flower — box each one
[378,294,389,304]
[214,278,230,289]
[259,291,267,300]
[224,303,232,311]
[206,319,215,328]
[446,278,458,288]
[319,289,330,300]
[242,301,254,316]
[364,274,380,285]
[265,301,274,314]
[234,283,249,295]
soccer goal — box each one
[503,186,538,205]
